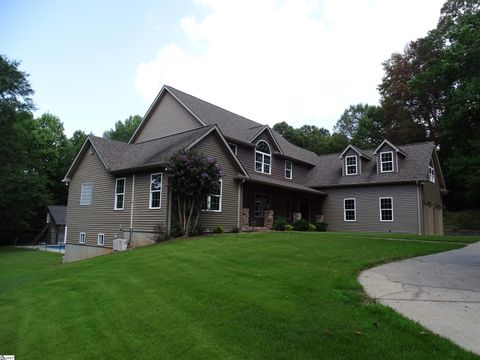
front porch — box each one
[241,177,325,229]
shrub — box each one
[308,223,316,231]
[293,219,309,231]
[285,224,293,231]
[315,221,328,232]
[273,217,287,231]
[153,224,169,243]
[232,227,240,233]
[213,225,224,234]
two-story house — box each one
[63,85,446,262]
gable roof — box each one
[307,142,443,188]
[373,139,408,157]
[47,205,66,225]
[339,144,372,160]
[64,126,248,181]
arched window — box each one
[255,140,271,174]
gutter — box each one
[416,180,422,235]
[129,174,136,244]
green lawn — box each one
[1,233,478,359]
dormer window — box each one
[345,156,358,175]
[255,140,271,174]
[380,151,394,172]
[429,160,435,183]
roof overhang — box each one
[241,175,325,195]
[250,126,283,154]
[339,144,372,160]
[373,139,407,157]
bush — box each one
[293,219,309,231]
[213,225,224,234]
[273,217,287,231]
[308,223,316,231]
[153,224,169,243]
[285,224,293,231]
[315,221,328,232]
[232,227,240,233]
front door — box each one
[299,201,310,222]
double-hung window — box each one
[149,173,162,209]
[203,180,222,212]
[345,156,358,175]
[344,198,356,221]
[379,197,393,221]
[285,160,292,179]
[255,141,271,174]
[114,178,125,210]
[79,232,86,244]
[80,182,93,205]
[429,160,435,183]
[97,233,105,246]
[380,152,394,172]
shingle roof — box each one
[47,205,66,225]
[243,173,325,195]
[306,142,437,187]
[165,86,318,165]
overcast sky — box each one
[1,0,444,137]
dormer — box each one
[373,139,407,174]
[339,144,372,176]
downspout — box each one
[416,181,422,235]
[129,174,136,244]
[237,179,245,228]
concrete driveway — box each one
[359,241,480,355]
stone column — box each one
[242,208,250,228]
[315,214,325,223]
[264,210,274,229]
[293,212,302,222]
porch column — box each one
[293,212,302,222]
[264,210,274,229]
[315,214,325,223]
[242,208,250,228]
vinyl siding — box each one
[66,145,131,248]
[194,132,240,232]
[376,143,398,173]
[134,92,202,143]
[321,184,420,233]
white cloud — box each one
[135,0,444,130]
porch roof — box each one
[240,173,326,195]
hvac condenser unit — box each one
[113,238,127,252]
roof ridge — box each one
[132,125,213,145]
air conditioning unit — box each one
[113,238,127,252]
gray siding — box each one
[321,184,420,233]
[66,145,132,248]
[134,92,202,143]
[195,132,241,232]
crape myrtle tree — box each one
[166,150,223,236]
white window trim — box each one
[254,140,272,175]
[80,182,93,205]
[97,233,105,246]
[429,162,435,183]
[79,232,86,244]
[345,156,358,175]
[379,197,394,222]
[228,143,237,155]
[114,177,126,210]
[203,179,223,212]
[380,151,394,173]
[285,160,292,179]
[344,198,356,222]
[149,173,163,209]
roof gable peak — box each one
[373,139,407,157]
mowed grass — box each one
[1,233,478,359]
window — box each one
[379,197,393,221]
[80,182,93,205]
[97,233,105,246]
[79,232,86,244]
[203,180,222,212]
[285,160,292,179]
[284,199,292,219]
[344,198,356,221]
[380,152,394,172]
[255,140,271,174]
[429,160,435,183]
[228,143,237,155]
[114,178,126,210]
[254,192,268,217]
[345,156,358,175]
[149,173,162,209]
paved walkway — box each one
[359,241,480,355]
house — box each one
[63,85,446,262]
[46,205,67,244]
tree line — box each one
[273,0,479,211]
